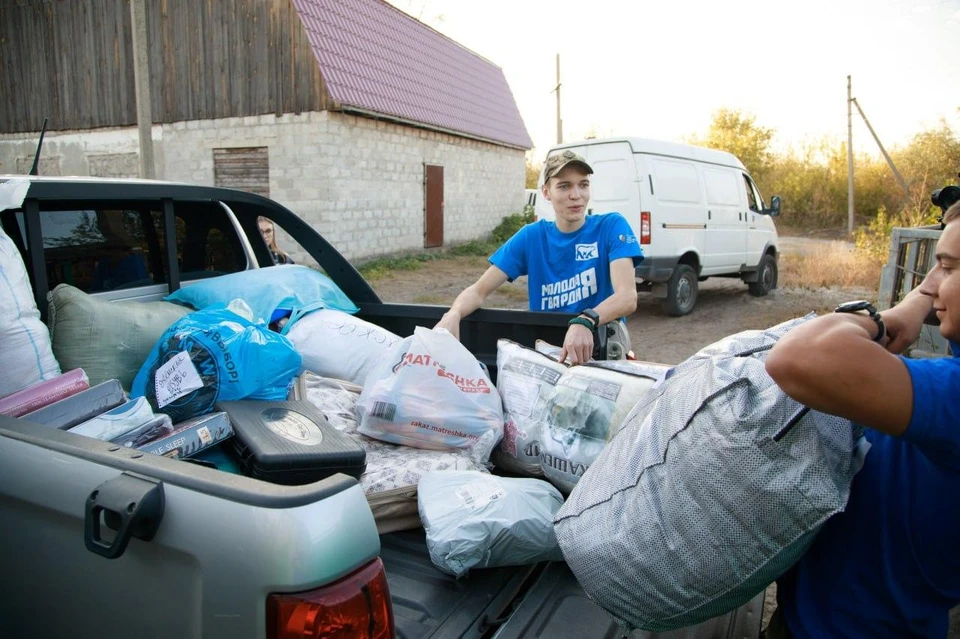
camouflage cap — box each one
[543,149,593,182]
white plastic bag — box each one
[284,309,400,385]
[492,339,567,476]
[0,224,60,398]
[540,360,668,493]
[356,327,504,465]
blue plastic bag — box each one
[164,264,359,325]
[131,304,302,423]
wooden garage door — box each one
[424,164,443,248]
[214,147,269,197]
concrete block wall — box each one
[163,111,527,262]
[1,111,528,262]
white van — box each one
[535,137,781,316]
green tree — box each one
[689,108,774,184]
[525,158,541,189]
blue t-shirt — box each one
[489,214,643,314]
[779,343,960,638]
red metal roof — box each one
[292,0,533,149]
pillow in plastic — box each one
[491,339,567,477]
[164,264,358,325]
[418,470,565,578]
[131,302,302,423]
[293,372,482,534]
[48,284,189,390]
[284,309,400,385]
[553,316,868,631]
[356,327,504,466]
[0,224,60,397]
[540,359,668,493]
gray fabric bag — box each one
[418,470,564,578]
[553,316,869,631]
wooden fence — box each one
[877,226,950,357]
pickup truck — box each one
[0,176,764,639]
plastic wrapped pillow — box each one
[418,470,565,578]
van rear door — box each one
[701,166,747,274]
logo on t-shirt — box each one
[619,234,638,244]
[576,243,598,260]
[540,268,598,310]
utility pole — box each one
[553,54,562,144]
[130,0,156,179]
[847,75,854,234]
[851,97,910,198]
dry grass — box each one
[779,244,883,291]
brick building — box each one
[0,0,533,261]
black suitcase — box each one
[218,400,366,485]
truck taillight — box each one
[640,212,651,244]
[266,558,395,639]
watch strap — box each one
[568,317,596,331]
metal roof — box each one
[292,0,533,150]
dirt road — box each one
[370,238,872,365]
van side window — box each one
[743,175,761,213]
[9,206,168,293]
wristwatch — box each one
[576,309,600,329]
[834,300,886,342]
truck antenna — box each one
[28,118,49,176]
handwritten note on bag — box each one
[154,351,204,408]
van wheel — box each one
[661,265,698,316]
[748,254,778,297]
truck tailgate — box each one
[492,562,764,639]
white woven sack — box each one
[553,317,868,631]
[284,309,400,385]
[540,359,667,493]
[356,327,504,465]
[491,339,568,476]
[0,224,60,397]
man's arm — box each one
[765,288,933,436]
[559,257,638,364]
[434,265,509,340]
[590,257,639,324]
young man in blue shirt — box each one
[764,201,960,638]
[436,150,643,364]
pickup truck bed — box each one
[380,530,764,639]
[0,176,765,639]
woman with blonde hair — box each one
[257,217,294,265]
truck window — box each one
[175,202,247,280]
[8,207,167,294]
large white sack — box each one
[284,309,400,385]
[553,316,868,631]
[491,339,567,477]
[0,224,60,397]
[356,327,504,465]
[540,359,668,494]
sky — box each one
[387,0,960,161]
